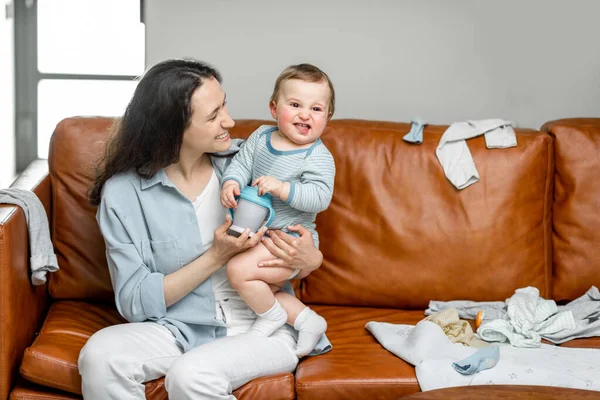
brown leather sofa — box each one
[1,117,599,400]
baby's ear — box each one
[269,101,278,120]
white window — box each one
[37,80,138,157]
[36,0,144,158]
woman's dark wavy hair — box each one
[89,59,221,206]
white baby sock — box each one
[293,308,327,358]
[248,299,288,337]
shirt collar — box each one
[140,169,172,190]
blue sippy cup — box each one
[227,186,275,237]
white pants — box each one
[78,299,298,399]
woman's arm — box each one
[162,247,222,308]
[259,224,323,278]
[100,184,266,321]
[163,215,266,306]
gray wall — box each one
[145,0,600,129]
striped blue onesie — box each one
[222,125,335,248]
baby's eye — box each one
[290,102,299,108]
[312,107,323,112]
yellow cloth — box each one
[424,308,488,348]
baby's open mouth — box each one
[294,123,311,133]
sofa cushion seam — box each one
[544,133,554,298]
[23,349,79,370]
[11,393,76,400]
[297,381,417,387]
[237,375,293,394]
[0,224,6,399]
[18,371,78,395]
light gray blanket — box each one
[425,300,507,321]
[0,188,58,285]
[549,286,600,343]
[367,320,600,392]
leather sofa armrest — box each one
[0,160,51,400]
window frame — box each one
[14,0,144,171]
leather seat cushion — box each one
[18,301,295,399]
[19,301,125,394]
[295,306,426,400]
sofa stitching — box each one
[25,298,54,348]
[20,349,81,395]
[20,304,68,387]
[544,132,554,298]
[297,381,416,387]
[23,350,79,369]
[236,376,292,395]
[11,394,80,400]
[49,155,58,299]
[1,223,6,399]
[18,369,78,394]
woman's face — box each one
[181,77,235,155]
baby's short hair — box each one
[270,63,335,118]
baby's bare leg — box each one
[227,243,296,313]
[226,243,297,337]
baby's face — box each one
[270,79,331,145]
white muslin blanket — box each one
[367,320,600,392]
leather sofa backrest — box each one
[48,117,115,301]
[47,117,553,308]
[541,118,600,303]
[300,120,553,308]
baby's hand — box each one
[221,180,240,208]
[252,176,284,197]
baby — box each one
[221,63,336,357]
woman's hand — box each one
[259,224,323,275]
[164,215,264,307]
[209,214,266,265]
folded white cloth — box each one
[365,320,475,366]
[418,343,600,392]
[367,319,600,392]
[436,119,517,190]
